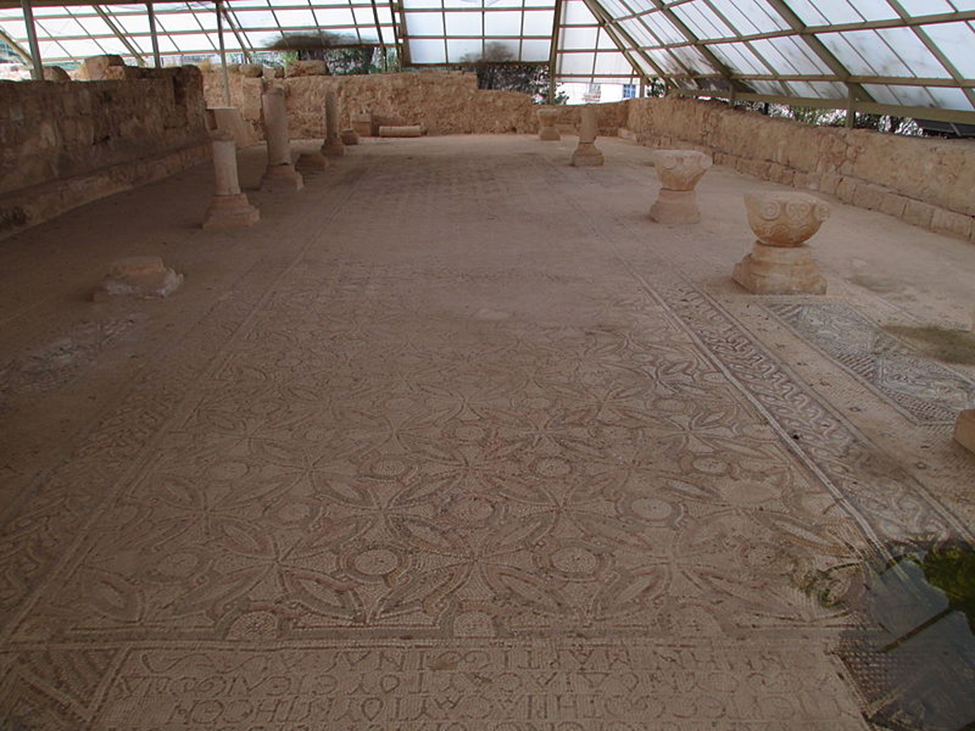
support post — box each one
[846,87,855,128]
[147,0,161,67]
[20,0,42,81]
[217,0,232,107]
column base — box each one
[321,137,346,157]
[260,164,304,192]
[92,256,183,301]
[732,242,827,295]
[649,188,700,224]
[571,143,603,167]
[296,152,330,174]
[202,193,260,229]
[340,128,360,145]
[955,409,975,453]
[539,128,560,141]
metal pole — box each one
[20,0,42,80]
[217,0,231,106]
[147,0,161,68]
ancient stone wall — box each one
[624,96,975,243]
[0,66,210,240]
[202,69,627,139]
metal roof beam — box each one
[581,0,673,87]
[880,0,975,110]
[673,86,975,125]
[221,1,253,63]
[93,5,145,66]
[547,0,562,101]
[20,0,42,79]
[643,0,747,92]
[764,0,873,103]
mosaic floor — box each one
[1,135,973,729]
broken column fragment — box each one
[92,257,182,301]
[733,191,830,295]
[260,87,304,192]
[378,125,423,138]
[203,131,260,229]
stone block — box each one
[852,182,887,211]
[955,410,975,453]
[79,54,125,81]
[902,198,936,229]
[880,193,908,219]
[340,128,359,145]
[352,113,373,138]
[836,177,858,204]
[793,171,818,191]
[286,60,327,77]
[817,173,841,197]
[930,209,974,240]
[234,64,264,78]
[43,66,71,82]
[769,163,795,187]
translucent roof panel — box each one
[0,0,972,118]
[552,0,642,83]
[402,0,555,64]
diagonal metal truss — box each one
[2,0,973,123]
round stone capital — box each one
[745,191,830,247]
[653,149,713,191]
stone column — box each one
[954,410,975,453]
[733,192,829,294]
[321,91,346,157]
[537,109,560,141]
[260,87,304,192]
[649,150,712,224]
[203,132,260,229]
[571,105,603,167]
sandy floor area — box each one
[0,134,973,729]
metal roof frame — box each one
[1,0,972,122]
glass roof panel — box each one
[520,37,549,59]
[923,21,975,78]
[671,1,732,40]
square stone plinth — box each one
[203,193,260,230]
[733,243,827,295]
[296,152,330,174]
[260,164,304,193]
[955,410,975,453]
